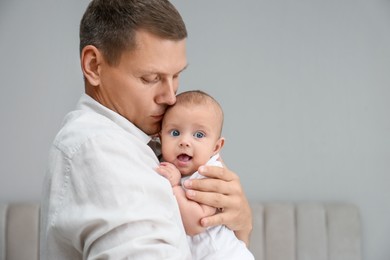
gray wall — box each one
[1,1,389,259]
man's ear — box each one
[81,45,103,87]
[213,137,225,155]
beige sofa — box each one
[0,201,362,260]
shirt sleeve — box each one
[53,133,191,259]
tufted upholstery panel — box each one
[0,202,361,260]
[249,202,362,260]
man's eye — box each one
[194,131,205,139]
[141,75,160,84]
[170,130,180,137]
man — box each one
[40,0,252,259]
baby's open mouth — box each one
[177,153,192,162]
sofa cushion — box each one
[0,203,40,260]
[249,202,362,260]
[0,202,361,260]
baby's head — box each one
[160,90,225,176]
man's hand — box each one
[183,161,252,246]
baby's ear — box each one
[213,137,225,155]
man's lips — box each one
[151,114,164,121]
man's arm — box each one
[57,135,191,259]
[182,162,253,246]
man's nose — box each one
[157,78,176,105]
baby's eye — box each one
[170,130,180,137]
[194,131,205,139]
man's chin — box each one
[143,125,161,136]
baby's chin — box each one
[176,165,197,177]
[180,169,196,177]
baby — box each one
[157,90,254,259]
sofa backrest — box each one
[249,202,362,260]
[0,203,40,260]
[0,202,361,260]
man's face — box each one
[96,30,187,135]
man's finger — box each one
[184,178,232,194]
[185,189,230,208]
[198,165,234,181]
[200,213,225,228]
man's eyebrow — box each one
[140,64,188,76]
[176,64,189,75]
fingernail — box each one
[201,218,208,226]
[199,166,205,173]
[184,180,192,188]
[187,190,195,197]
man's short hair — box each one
[80,0,187,65]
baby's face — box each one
[160,104,223,176]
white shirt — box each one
[40,94,191,260]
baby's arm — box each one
[157,162,216,236]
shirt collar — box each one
[76,93,152,144]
